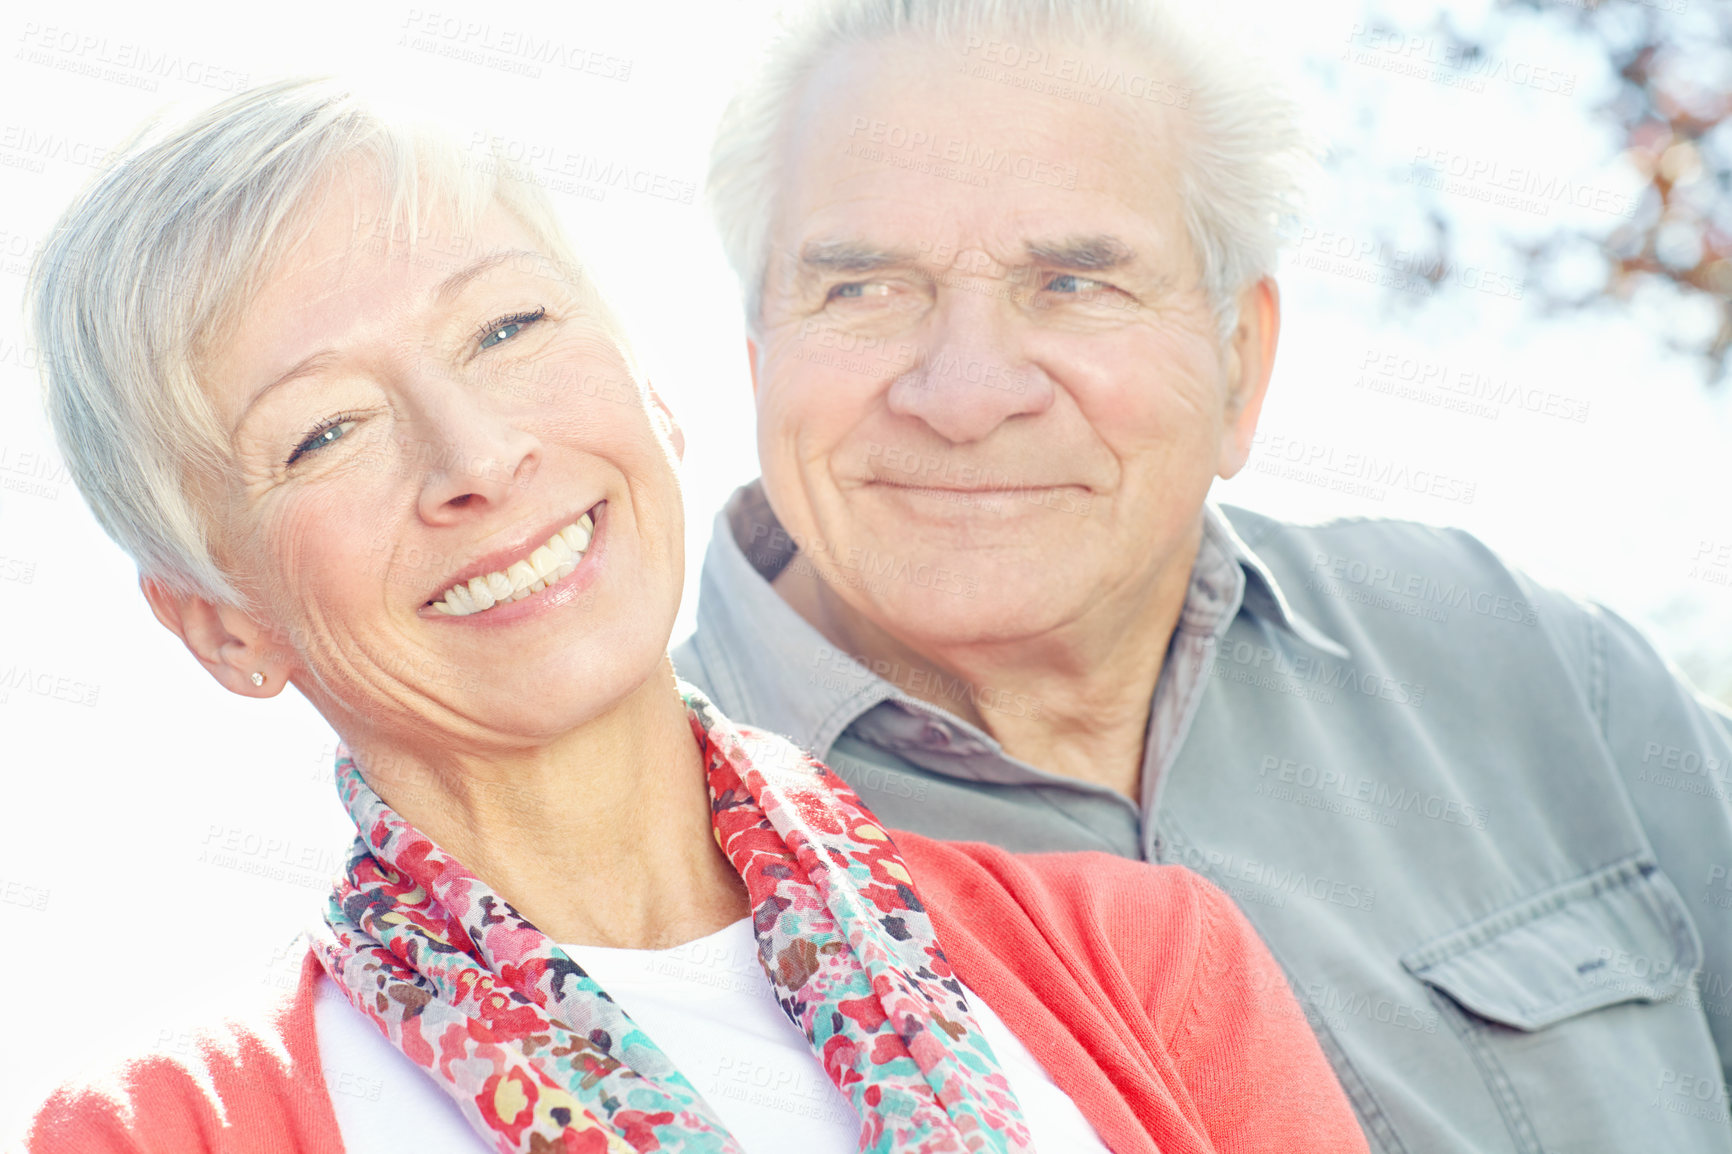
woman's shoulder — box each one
[21,950,342,1154]
[891,831,1215,937]
[891,831,1370,1153]
[889,832,1227,1023]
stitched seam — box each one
[1407,860,1702,1031]
[1587,605,1610,742]
[1430,988,1546,1154]
[1646,865,1705,989]
[1170,872,1216,1056]
[1401,854,1657,971]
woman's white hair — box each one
[708,0,1313,338]
[29,78,593,607]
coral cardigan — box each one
[23,837,1368,1154]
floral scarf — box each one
[312,684,1033,1154]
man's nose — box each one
[885,285,1054,444]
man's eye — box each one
[827,282,892,302]
[1044,274,1108,294]
[477,306,546,351]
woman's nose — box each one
[411,397,543,524]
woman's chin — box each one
[448,645,673,739]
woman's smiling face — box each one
[200,166,686,751]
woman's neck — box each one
[343,661,749,949]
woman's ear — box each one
[140,575,289,697]
[645,380,686,462]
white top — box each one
[315,917,1110,1152]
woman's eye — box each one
[286,417,356,467]
[477,307,546,351]
[479,322,524,350]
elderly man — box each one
[674,0,1732,1150]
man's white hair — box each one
[29,78,598,607]
[708,0,1312,338]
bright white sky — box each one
[0,0,1728,1135]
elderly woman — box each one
[21,81,1364,1154]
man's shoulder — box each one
[1223,504,1594,642]
[1222,504,1513,580]
[1219,504,1636,731]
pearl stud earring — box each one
[250,672,266,687]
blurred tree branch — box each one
[1346,0,1732,384]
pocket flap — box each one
[1400,855,1701,1031]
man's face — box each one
[751,35,1272,649]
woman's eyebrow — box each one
[230,248,550,438]
[233,350,340,436]
[434,248,545,303]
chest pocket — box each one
[1400,855,1729,1152]
[1401,855,1699,1028]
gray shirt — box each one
[675,481,1732,1154]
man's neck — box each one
[771,523,1205,800]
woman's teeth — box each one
[431,512,594,617]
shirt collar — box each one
[691,482,897,756]
[1201,504,1351,659]
[689,481,1348,755]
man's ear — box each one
[645,380,686,461]
[1217,277,1281,479]
[140,576,289,697]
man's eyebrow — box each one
[434,248,544,302]
[797,240,921,273]
[1023,235,1136,271]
